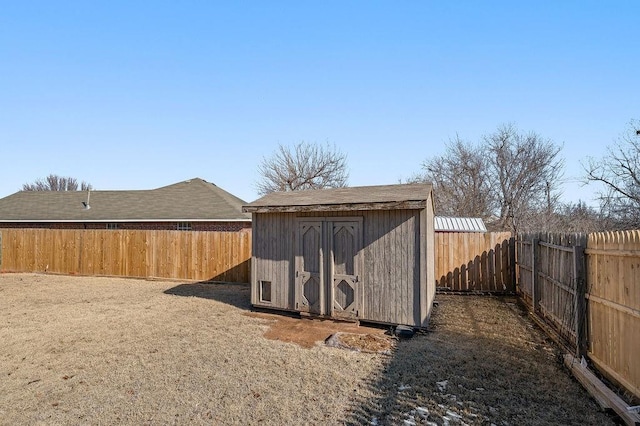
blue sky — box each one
[1,1,638,205]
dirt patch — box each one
[0,274,617,425]
[245,310,389,349]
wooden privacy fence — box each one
[585,231,640,401]
[516,233,587,353]
[517,231,640,401]
[435,232,515,293]
[0,228,251,283]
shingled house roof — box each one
[0,178,250,223]
[243,183,433,213]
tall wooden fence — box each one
[0,228,251,283]
[516,233,587,352]
[517,231,640,400]
[585,231,640,400]
[435,232,515,292]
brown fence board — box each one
[0,228,251,283]
[435,232,514,292]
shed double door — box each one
[295,218,362,319]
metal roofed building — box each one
[435,216,487,233]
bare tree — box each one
[583,119,640,229]
[22,174,93,191]
[516,200,606,233]
[486,123,564,232]
[420,136,495,218]
[558,201,607,233]
[417,124,564,232]
[256,142,348,195]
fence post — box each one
[514,237,520,292]
[573,244,587,358]
[532,238,540,311]
[509,237,516,293]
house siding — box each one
[0,221,251,232]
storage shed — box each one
[242,183,435,328]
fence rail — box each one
[0,228,251,283]
[435,232,514,293]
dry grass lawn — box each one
[0,273,616,425]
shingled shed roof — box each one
[243,183,433,213]
[0,178,250,222]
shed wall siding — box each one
[361,209,421,325]
[426,193,436,320]
[251,212,296,309]
[252,209,425,326]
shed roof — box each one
[435,216,487,232]
[0,178,251,223]
[243,183,433,213]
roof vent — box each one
[82,190,91,210]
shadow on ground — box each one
[342,295,617,426]
[163,281,251,310]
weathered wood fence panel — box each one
[0,228,251,283]
[517,233,588,350]
[515,238,534,303]
[518,231,639,400]
[586,231,640,400]
[435,232,515,293]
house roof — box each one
[0,178,251,223]
[243,183,433,213]
[435,216,487,232]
